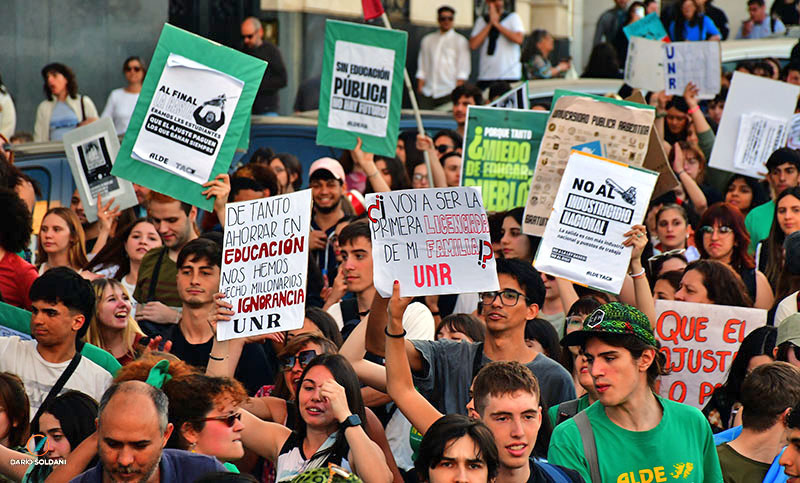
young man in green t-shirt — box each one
[718,362,800,483]
[548,302,723,483]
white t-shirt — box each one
[470,13,524,81]
[0,337,113,419]
[101,88,139,135]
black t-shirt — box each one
[529,459,584,483]
[165,324,275,395]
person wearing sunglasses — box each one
[694,202,774,309]
[100,56,145,135]
[416,5,471,110]
[239,16,287,115]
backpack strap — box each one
[556,398,582,425]
[32,351,83,425]
[146,247,168,302]
[574,411,601,483]
[80,95,86,122]
[536,461,572,483]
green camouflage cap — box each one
[562,302,658,348]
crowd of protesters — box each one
[3,1,800,483]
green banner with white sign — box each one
[317,20,407,158]
[462,105,548,212]
[112,24,266,211]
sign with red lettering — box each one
[216,189,311,341]
[654,300,766,409]
[366,187,499,297]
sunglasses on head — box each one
[201,412,241,427]
[280,349,317,371]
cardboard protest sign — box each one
[216,190,311,341]
[534,151,657,294]
[709,72,800,178]
[62,118,138,223]
[317,20,407,158]
[489,83,529,110]
[625,91,680,198]
[522,92,655,237]
[112,24,266,211]
[366,187,499,298]
[654,300,767,409]
[624,37,665,92]
[462,106,547,212]
[663,41,721,99]
[623,12,669,41]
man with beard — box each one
[240,17,288,114]
[309,158,348,285]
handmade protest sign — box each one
[654,300,767,409]
[317,20,407,158]
[624,37,665,92]
[709,72,800,178]
[488,83,529,110]
[534,151,657,294]
[62,118,138,223]
[216,189,311,341]
[663,41,721,99]
[366,187,499,298]
[522,92,655,237]
[623,12,669,41]
[112,24,266,211]
[462,105,547,212]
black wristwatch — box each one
[339,414,361,430]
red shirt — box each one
[0,252,37,309]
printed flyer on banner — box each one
[112,24,266,211]
[534,151,657,294]
[654,300,767,409]
[488,83,529,110]
[131,53,243,184]
[317,20,407,158]
[462,105,547,212]
[663,41,721,99]
[366,187,499,298]
[217,190,311,341]
[623,12,669,41]
[709,72,800,178]
[522,92,655,237]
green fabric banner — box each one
[462,106,548,212]
[112,24,266,211]
[317,20,407,158]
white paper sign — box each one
[132,53,244,185]
[624,37,665,92]
[709,72,800,178]
[786,113,800,150]
[489,83,530,110]
[217,190,311,341]
[733,113,789,172]
[655,300,767,409]
[534,151,658,294]
[328,40,395,138]
[366,187,499,298]
[663,41,721,99]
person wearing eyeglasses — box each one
[416,6,471,110]
[693,202,774,310]
[100,57,145,135]
[239,16,288,115]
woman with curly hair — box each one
[0,188,37,309]
[33,63,98,142]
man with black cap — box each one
[745,147,800,254]
[548,302,723,483]
[309,157,347,283]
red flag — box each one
[362,0,384,20]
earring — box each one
[189,442,197,453]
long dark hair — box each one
[0,373,29,448]
[41,63,78,100]
[582,43,621,78]
[33,390,98,451]
[293,354,366,464]
[521,29,549,64]
[724,174,769,214]
[683,259,754,307]
[672,0,703,41]
[416,415,498,482]
[85,218,160,280]
[765,187,800,291]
